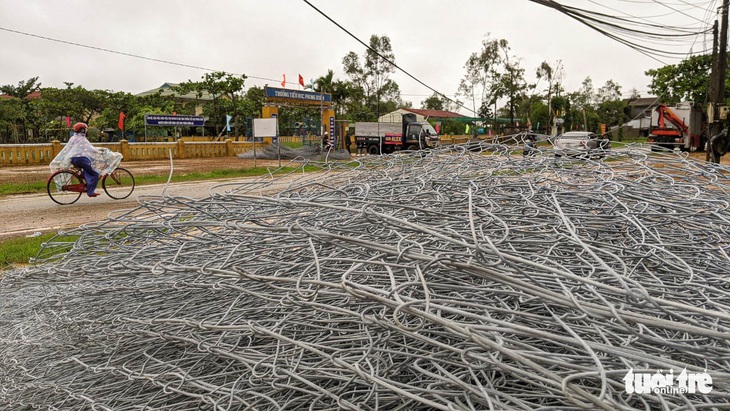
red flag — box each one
[281,74,286,87]
[118,112,126,130]
[298,74,304,87]
[65,116,71,128]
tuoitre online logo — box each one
[623,368,713,395]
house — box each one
[136,83,216,116]
[378,108,465,123]
[622,96,660,137]
[625,96,660,120]
[0,90,42,100]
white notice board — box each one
[253,118,278,138]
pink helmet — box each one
[72,122,88,132]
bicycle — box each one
[46,166,135,205]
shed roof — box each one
[136,83,215,101]
[402,108,465,118]
[625,97,660,107]
[0,90,42,100]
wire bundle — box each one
[1,143,730,410]
[528,0,718,61]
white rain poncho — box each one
[50,132,123,175]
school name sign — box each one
[265,87,331,105]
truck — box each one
[355,113,439,154]
[647,103,706,152]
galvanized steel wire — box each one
[2,142,730,410]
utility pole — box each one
[709,0,729,163]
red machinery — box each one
[647,103,706,151]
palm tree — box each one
[313,70,335,94]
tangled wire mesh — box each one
[2,142,730,410]
[237,142,353,161]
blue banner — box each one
[265,87,331,104]
[145,115,205,127]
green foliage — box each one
[597,79,622,103]
[0,76,40,98]
[341,34,403,121]
[421,93,447,110]
[645,54,712,104]
[597,99,627,126]
[176,72,248,136]
[0,97,27,143]
[436,119,469,135]
[0,77,42,143]
[0,72,273,142]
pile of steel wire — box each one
[2,143,730,410]
[238,142,352,161]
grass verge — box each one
[0,181,47,196]
[0,165,323,197]
[0,232,78,271]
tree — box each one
[342,34,401,121]
[494,49,528,125]
[177,71,247,136]
[528,99,550,133]
[312,69,354,119]
[35,84,120,140]
[97,91,160,139]
[477,101,493,118]
[536,60,565,133]
[458,36,505,116]
[596,79,622,104]
[596,99,627,135]
[551,95,571,131]
[421,93,447,110]
[627,88,641,100]
[313,69,335,94]
[233,86,266,138]
[0,82,114,142]
[567,81,601,133]
[0,77,41,98]
[241,86,265,119]
[591,79,627,137]
[645,54,713,105]
[0,97,25,143]
[0,77,42,142]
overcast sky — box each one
[0,0,721,114]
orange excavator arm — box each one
[654,104,689,136]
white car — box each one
[554,131,611,157]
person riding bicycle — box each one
[50,122,123,197]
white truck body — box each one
[354,117,438,154]
[354,122,402,137]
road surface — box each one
[0,157,299,240]
[0,171,309,240]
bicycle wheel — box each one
[102,167,135,199]
[47,170,84,205]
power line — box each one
[0,26,280,85]
[528,0,716,63]
[300,0,472,114]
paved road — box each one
[0,177,278,240]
